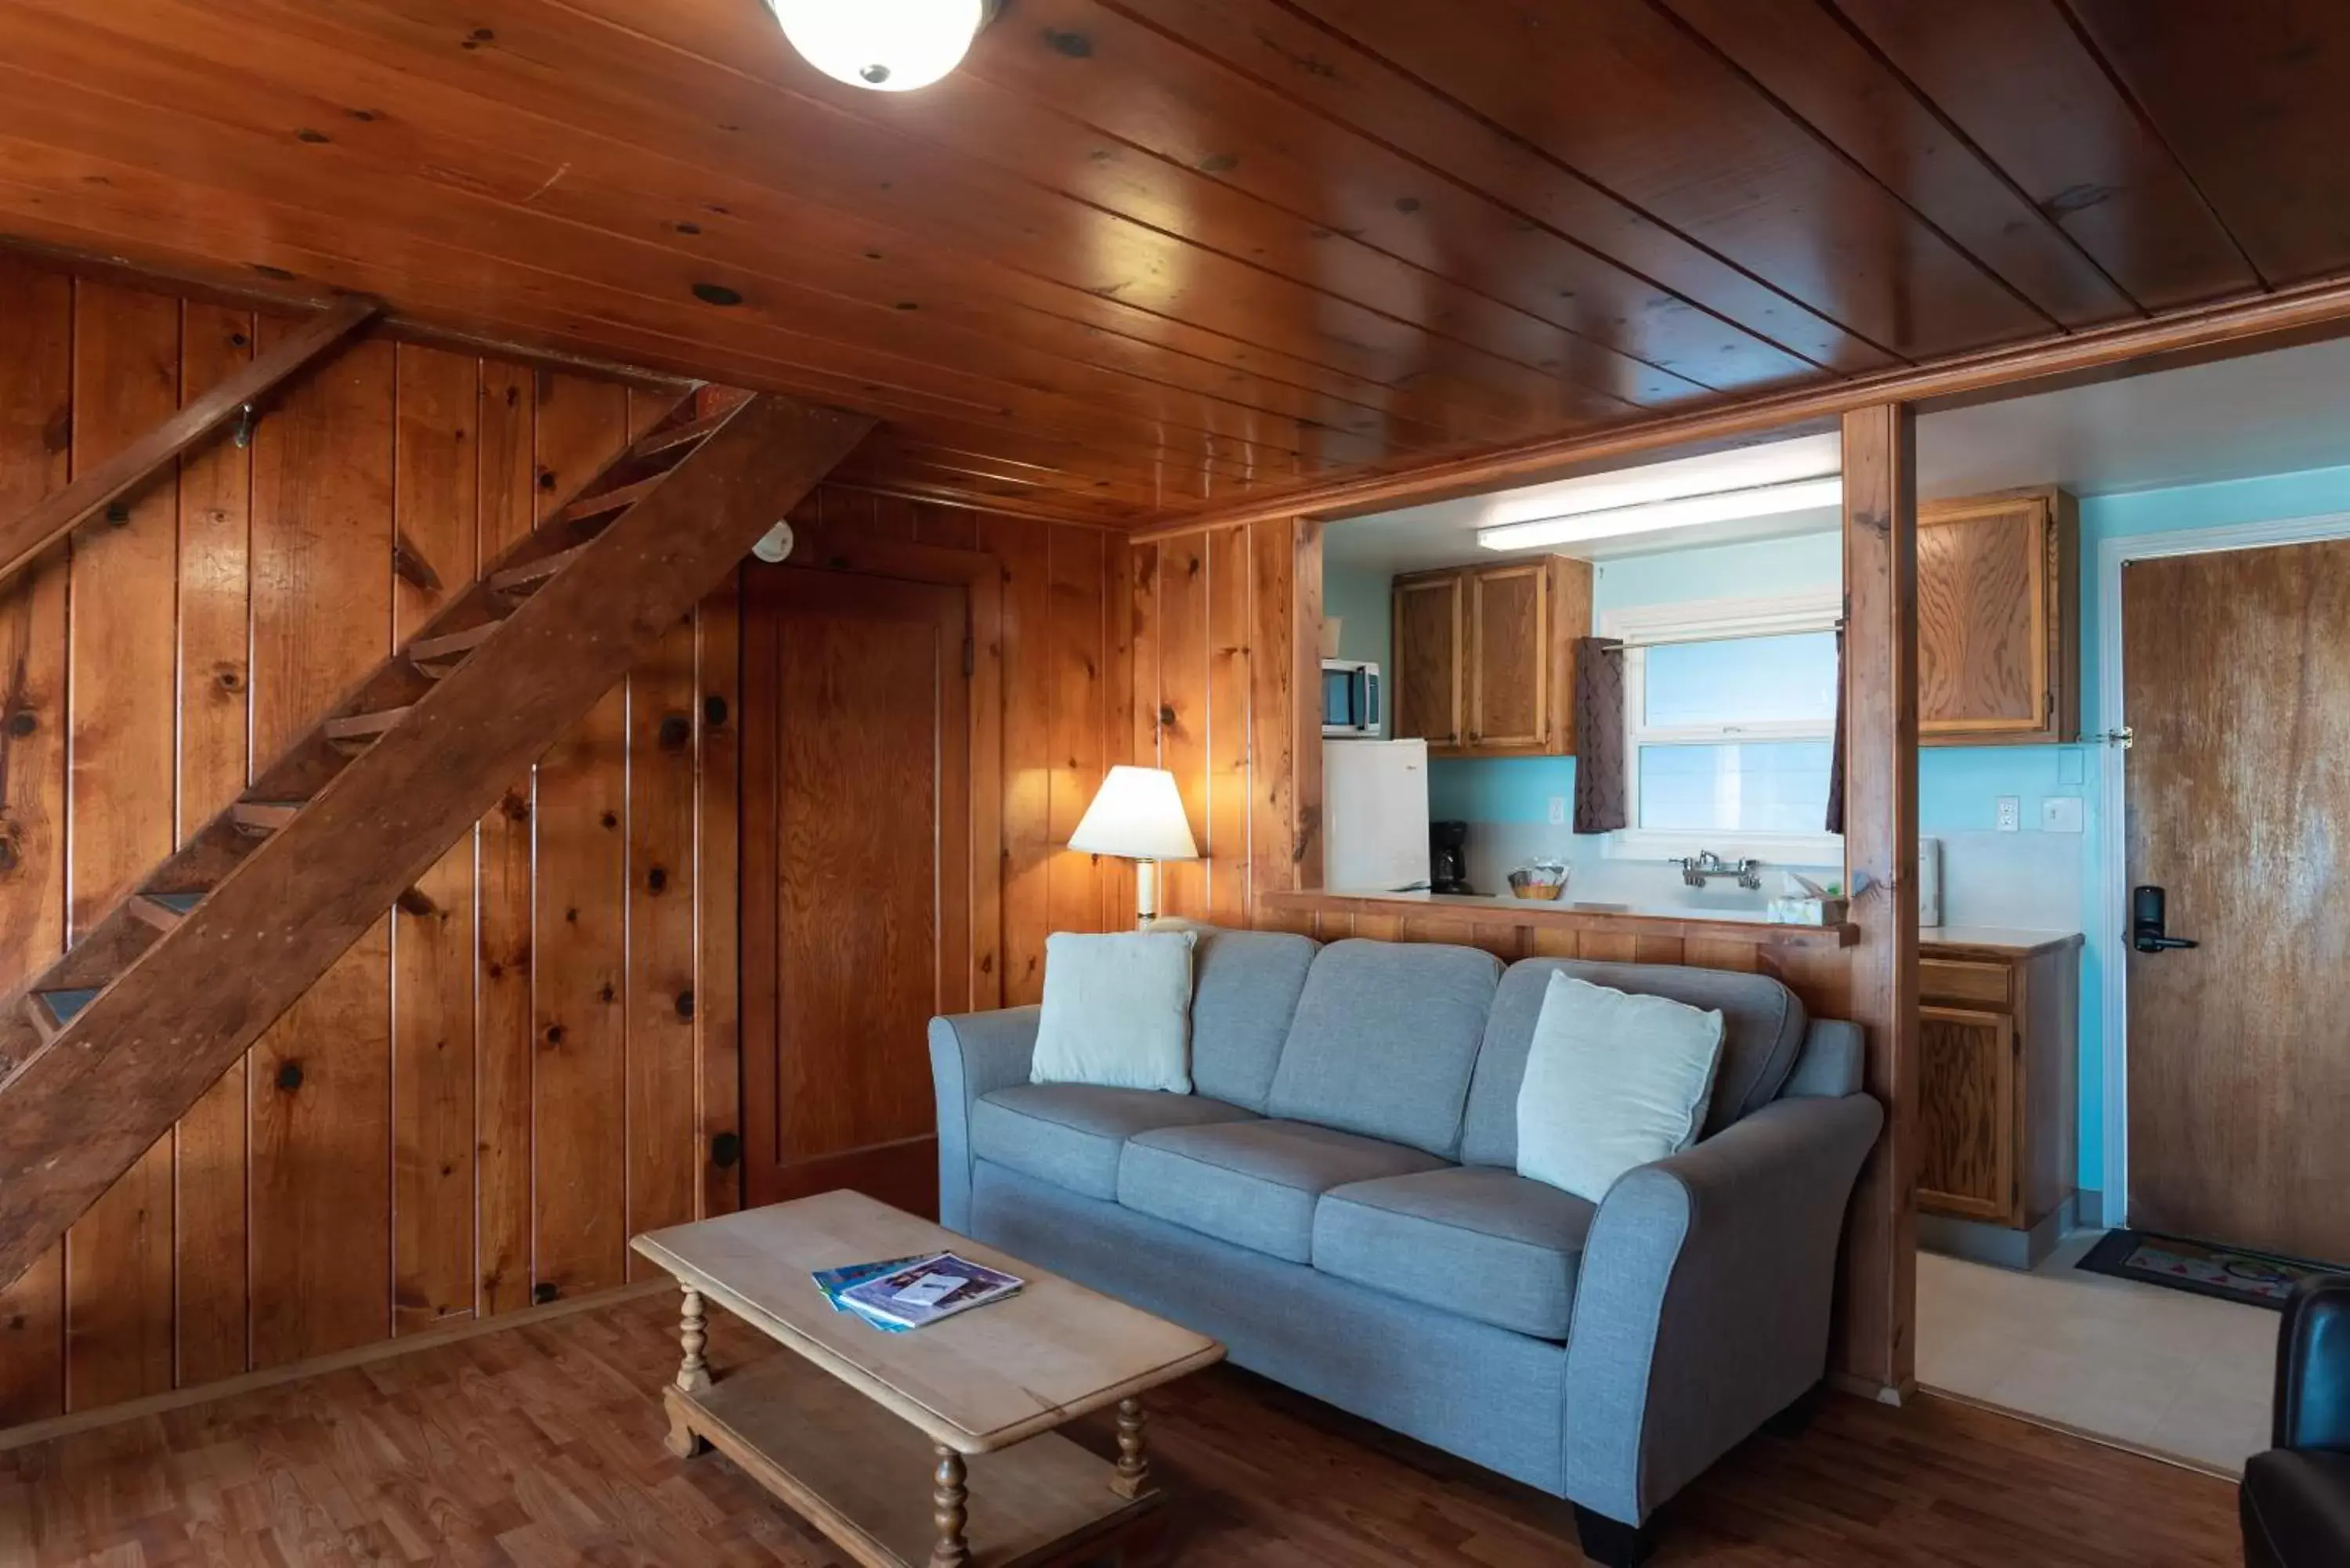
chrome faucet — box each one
[1676,850,1762,891]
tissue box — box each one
[1766,895,1849,927]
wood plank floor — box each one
[0,1292,2241,1566]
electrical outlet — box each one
[2041,797,2084,833]
[1995,796,2021,833]
[1547,795,1567,826]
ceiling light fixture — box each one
[766,0,999,92]
[1475,475,1844,551]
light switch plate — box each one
[2041,797,2084,833]
[1547,795,1567,826]
[1995,796,2021,833]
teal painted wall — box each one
[1332,459,2350,1192]
[1323,563,1390,737]
[2068,461,2350,1195]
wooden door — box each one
[1917,1005,2015,1223]
[2124,539,2350,1264]
[1469,563,1548,750]
[742,565,972,1219]
[1391,573,1463,747]
[1918,492,2075,744]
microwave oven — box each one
[1321,659,1381,736]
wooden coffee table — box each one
[631,1190,1224,1568]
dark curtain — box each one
[1572,637,1628,834]
[1825,623,1846,835]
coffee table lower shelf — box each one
[667,1352,1161,1568]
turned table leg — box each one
[674,1287,713,1394]
[664,1284,714,1459]
[929,1447,970,1568]
[1111,1396,1152,1500]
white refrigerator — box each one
[1321,739,1430,892]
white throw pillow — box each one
[1515,973,1726,1204]
[1031,930,1198,1094]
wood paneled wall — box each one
[0,258,741,1422]
[780,487,1127,1006]
[1119,521,1325,929]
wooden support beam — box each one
[0,298,379,587]
[1836,403,1921,1400]
[0,393,873,1291]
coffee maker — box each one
[1430,819,1474,895]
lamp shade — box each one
[1069,767,1199,862]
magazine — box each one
[811,1254,928,1334]
[833,1251,1025,1330]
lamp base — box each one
[1133,859,1158,930]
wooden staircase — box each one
[0,389,873,1288]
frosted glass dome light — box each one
[766,0,996,92]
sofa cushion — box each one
[972,1084,1257,1202]
[1265,939,1502,1158]
[1313,1166,1596,1340]
[1189,927,1320,1111]
[1117,1118,1447,1263]
[1461,959,1808,1167]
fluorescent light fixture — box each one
[766,0,996,92]
[1477,475,1844,551]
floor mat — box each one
[2074,1228,2339,1310]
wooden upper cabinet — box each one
[1918,488,2079,746]
[1391,573,1465,746]
[1393,556,1593,758]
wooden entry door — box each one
[743,564,971,1218]
[2123,539,2350,1264]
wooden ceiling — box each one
[0,0,2341,526]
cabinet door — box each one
[1468,563,1548,750]
[1919,495,2057,742]
[1391,574,1463,746]
[1917,1004,2016,1223]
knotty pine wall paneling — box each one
[1119,519,1324,929]
[781,486,1123,1008]
[0,258,741,1422]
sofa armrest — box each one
[2276,1274,2350,1451]
[1561,1092,1884,1526]
[928,1006,1041,1232]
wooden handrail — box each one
[0,296,381,584]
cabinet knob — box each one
[1467,732,1480,744]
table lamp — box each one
[1069,766,1199,927]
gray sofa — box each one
[928,930,1882,1565]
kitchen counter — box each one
[1260,887,1857,949]
[1921,925,2084,959]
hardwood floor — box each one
[0,1292,2240,1566]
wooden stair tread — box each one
[324,707,412,753]
[128,892,202,933]
[230,800,305,835]
[27,988,103,1042]
[559,474,663,525]
[407,620,501,667]
[487,544,589,595]
[629,413,728,460]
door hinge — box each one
[962,631,974,679]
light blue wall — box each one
[1323,564,1390,736]
[1343,461,2350,1192]
[2067,461,2350,1194]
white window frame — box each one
[1600,587,1846,864]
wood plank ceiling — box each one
[0,0,2335,526]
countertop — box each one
[1267,891,2081,958]
[1260,887,1857,948]
[1920,925,2084,959]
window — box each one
[1605,591,1843,860]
